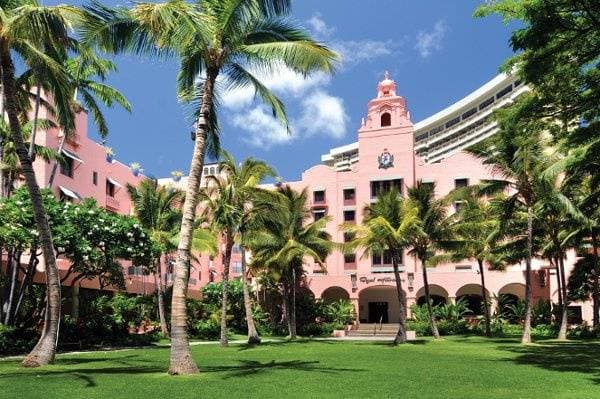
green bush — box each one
[298,322,337,337]
[322,299,355,326]
[191,319,223,340]
[0,324,37,355]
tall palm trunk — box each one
[522,205,534,344]
[220,237,233,347]
[557,254,569,340]
[553,256,563,310]
[420,255,440,339]
[241,245,260,344]
[477,259,491,337]
[168,68,217,375]
[282,279,293,338]
[1,43,61,367]
[592,233,600,327]
[27,85,41,159]
[290,268,297,339]
[4,250,20,325]
[154,257,169,338]
[392,252,407,345]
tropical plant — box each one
[466,94,561,344]
[440,192,508,337]
[342,189,421,344]
[323,299,355,327]
[407,181,455,340]
[82,0,337,374]
[0,0,85,367]
[127,179,183,337]
[249,185,332,340]
[216,152,277,344]
[435,297,471,323]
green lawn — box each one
[1,337,599,398]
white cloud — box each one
[333,40,396,67]
[307,13,335,38]
[298,90,348,139]
[231,105,291,148]
[220,65,330,109]
[415,20,448,58]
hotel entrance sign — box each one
[378,149,394,169]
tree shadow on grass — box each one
[203,359,364,378]
[236,339,337,351]
[497,340,600,384]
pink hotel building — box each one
[15,72,592,324]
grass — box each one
[1,336,599,398]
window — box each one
[313,190,325,203]
[478,96,494,110]
[203,167,208,175]
[445,116,460,129]
[343,188,355,201]
[209,167,215,175]
[92,171,98,186]
[372,249,398,266]
[343,210,356,222]
[496,84,513,99]
[461,107,477,120]
[60,156,74,178]
[381,112,391,127]
[454,178,469,188]
[209,271,215,283]
[232,261,242,274]
[370,179,402,198]
[343,232,355,242]
[106,179,116,197]
[313,210,326,221]
[344,253,356,264]
[128,266,144,276]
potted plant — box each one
[130,162,142,177]
[171,170,184,182]
[105,147,115,163]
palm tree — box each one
[82,0,337,374]
[407,181,453,340]
[127,179,183,338]
[442,193,506,337]
[48,51,132,188]
[342,190,421,344]
[467,96,559,344]
[249,186,332,339]
[0,0,84,367]
[218,152,276,345]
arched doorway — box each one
[455,284,488,316]
[416,285,449,307]
[358,285,400,323]
[321,286,350,302]
[498,283,526,323]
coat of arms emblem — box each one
[378,149,394,169]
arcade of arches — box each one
[314,283,528,323]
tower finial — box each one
[384,70,390,80]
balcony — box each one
[106,195,120,210]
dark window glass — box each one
[381,112,391,127]
[454,178,469,188]
[343,232,355,242]
[445,116,460,129]
[313,190,325,202]
[372,252,382,265]
[382,250,392,265]
[60,157,74,178]
[313,211,326,221]
[343,188,355,201]
[478,96,494,110]
[496,84,513,99]
[461,107,477,120]
[92,171,98,186]
[343,210,356,222]
[106,179,116,197]
[344,253,356,263]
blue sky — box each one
[52,0,516,181]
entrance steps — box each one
[347,323,400,338]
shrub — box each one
[192,319,222,340]
[0,324,37,355]
[323,299,355,326]
[298,322,337,337]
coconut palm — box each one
[441,193,507,337]
[127,179,183,338]
[0,0,85,367]
[82,0,336,374]
[407,181,454,340]
[342,189,421,344]
[249,186,332,339]
[466,96,559,344]
[47,50,132,188]
[218,152,276,344]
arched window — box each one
[209,167,215,175]
[381,112,391,127]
